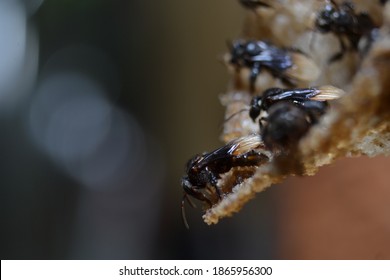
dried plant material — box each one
[219,91,257,142]
[203,0,390,225]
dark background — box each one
[1,0,390,260]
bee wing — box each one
[264,85,345,101]
[230,134,265,155]
[200,135,263,163]
[284,52,320,83]
[310,85,346,101]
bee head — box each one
[181,176,193,194]
[249,96,262,122]
[230,40,246,65]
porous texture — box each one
[204,0,390,225]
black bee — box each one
[259,101,326,151]
[239,0,273,9]
[228,40,319,92]
[315,0,378,62]
[380,0,388,5]
[249,86,344,150]
[181,134,270,228]
[248,85,343,120]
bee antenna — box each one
[223,107,250,125]
[182,193,198,229]
[181,194,190,230]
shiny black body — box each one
[181,135,269,228]
[229,40,294,91]
[315,0,378,62]
[249,87,328,121]
[249,87,329,150]
[239,0,272,9]
[182,137,268,207]
[261,101,326,150]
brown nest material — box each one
[203,0,390,225]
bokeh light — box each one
[0,0,39,113]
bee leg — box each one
[210,173,223,199]
[249,62,261,93]
[185,194,197,208]
[298,100,328,123]
[183,185,213,208]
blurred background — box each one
[1,0,390,259]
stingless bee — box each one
[181,134,271,228]
[314,0,378,62]
[249,85,345,150]
[228,40,320,92]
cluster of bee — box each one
[181,0,383,228]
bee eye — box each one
[249,107,261,122]
[182,177,192,190]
